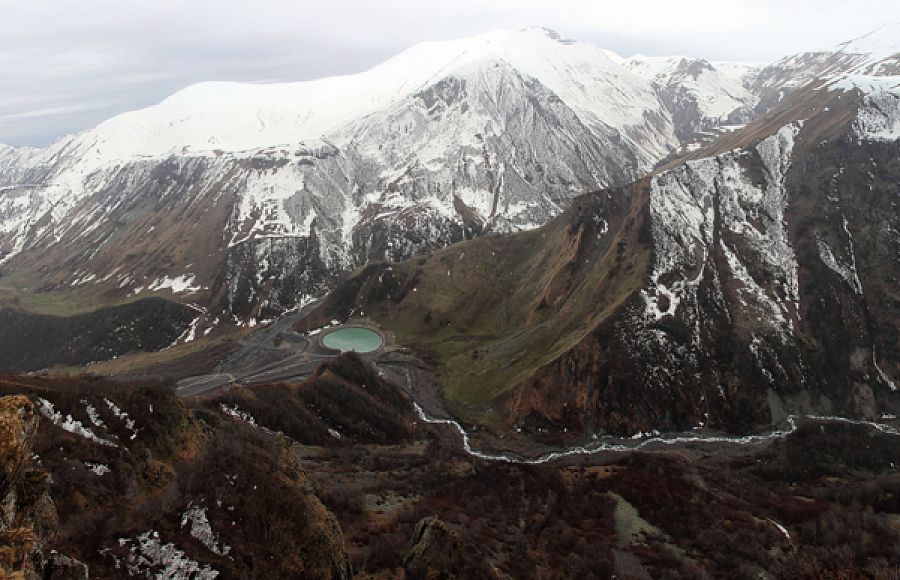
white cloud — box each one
[0,0,898,145]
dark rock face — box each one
[42,552,89,579]
[513,104,900,437]
[218,233,335,321]
[518,107,900,433]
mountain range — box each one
[1,25,895,328]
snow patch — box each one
[873,347,898,392]
[85,462,110,476]
[181,503,231,556]
[116,531,219,579]
[219,404,258,427]
[104,398,139,440]
[81,399,105,429]
[816,235,863,294]
[146,274,202,294]
[36,398,117,447]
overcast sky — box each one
[2,0,899,146]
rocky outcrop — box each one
[0,396,88,579]
[404,517,458,571]
[404,517,501,579]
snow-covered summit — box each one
[813,24,900,99]
[57,27,663,168]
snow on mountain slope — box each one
[748,21,900,113]
[641,123,802,331]
[834,22,900,68]
[710,61,763,85]
[6,24,898,328]
[833,76,900,141]
[60,27,664,165]
[1,26,691,312]
[624,55,756,121]
[315,98,900,435]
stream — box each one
[412,402,900,465]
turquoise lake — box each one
[321,327,383,353]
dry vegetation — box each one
[2,357,899,578]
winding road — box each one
[175,300,332,397]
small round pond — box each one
[321,327,383,353]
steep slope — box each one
[3,25,897,373]
[5,364,899,578]
[304,78,900,437]
[298,177,651,421]
[0,395,89,578]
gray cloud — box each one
[2,0,898,146]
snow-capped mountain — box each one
[1,25,898,333]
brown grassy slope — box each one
[200,352,418,445]
[658,81,863,173]
[0,162,236,313]
[299,180,652,425]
